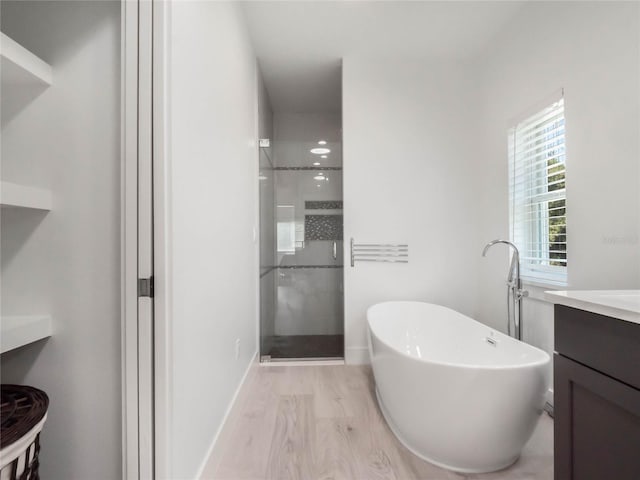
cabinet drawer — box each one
[555,304,640,389]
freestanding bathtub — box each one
[367,301,550,473]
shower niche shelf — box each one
[1,315,52,353]
[1,181,52,210]
[1,32,52,87]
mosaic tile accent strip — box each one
[276,265,344,269]
[305,201,343,210]
[262,265,344,276]
[305,215,343,241]
[273,166,342,171]
[259,266,276,278]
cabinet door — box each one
[555,354,640,480]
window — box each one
[276,205,295,253]
[508,96,567,284]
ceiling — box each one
[240,1,527,113]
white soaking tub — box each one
[367,301,550,473]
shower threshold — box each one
[260,355,344,364]
[261,334,344,360]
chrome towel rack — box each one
[350,238,409,266]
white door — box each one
[123,1,155,478]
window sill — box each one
[521,276,568,303]
[521,277,567,290]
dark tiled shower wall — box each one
[305,200,343,210]
[304,214,343,241]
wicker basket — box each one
[0,385,49,480]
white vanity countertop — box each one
[544,290,640,325]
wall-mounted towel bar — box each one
[350,238,409,266]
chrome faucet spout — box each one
[482,239,527,341]
[482,239,519,258]
[482,239,520,283]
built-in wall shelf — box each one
[1,32,53,87]
[1,181,52,210]
[1,315,52,353]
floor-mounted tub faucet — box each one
[482,239,528,341]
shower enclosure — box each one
[258,115,343,360]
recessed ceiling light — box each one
[321,155,328,159]
[313,162,320,166]
[318,140,327,145]
[314,175,325,181]
[310,148,330,155]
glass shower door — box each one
[259,129,344,360]
[258,144,277,357]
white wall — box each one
[167,2,258,478]
[258,73,274,145]
[0,2,122,479]
[273,113,342,167]
[476,1,640,396]
[342,59,482,364]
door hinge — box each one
[138,277,154,298]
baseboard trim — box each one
[345,346,369,365]
[545,387,554,405]
[544,388,554,417]
[195,350,258,479]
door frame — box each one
[122,0,161,478]
[151,0,172,478]
[121,1,140,477]
[123,0,173,478]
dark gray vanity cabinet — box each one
[554,304,640,480]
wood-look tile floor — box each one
[202,365,553,480]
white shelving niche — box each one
[1,32,54,353]
[1,315,53,353]
[1,181,52,210]
[1,32,53,86]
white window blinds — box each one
[508,96,567,284]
